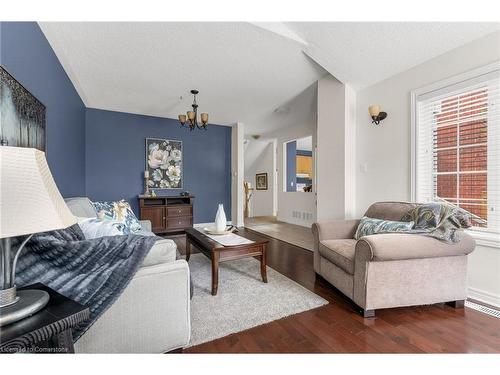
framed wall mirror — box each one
[284,135,313,193]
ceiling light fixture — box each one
[178,90,209,131]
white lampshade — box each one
[0,146,77,238]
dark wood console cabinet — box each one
[138,195,194,234]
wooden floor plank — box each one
[168,230,500,354]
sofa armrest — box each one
[141,238,177,267]
[312,219,360,242]
[139,219,152,232]
[75,260,191,353]
[355,232,476,262]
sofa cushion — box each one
[319,239,357,275]
[65,197,97,218]
[364,201,418,221]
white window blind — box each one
[414,66,500,232]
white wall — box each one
[467,244,500,307]
[355,31,500,306]
[244,139,275,217]
[317,76,345,220]
[257,122,317,227]
[316,75,357,220]
[231,122,245,227]
[355,31,500,216]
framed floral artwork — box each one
[145,138,183,189]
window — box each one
[412,63,500,235]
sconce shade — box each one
[368,105,380,117]
[0,147,76,238]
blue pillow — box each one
[354,216,414,240]
[92,200,142,234]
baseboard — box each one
[467,287,500,308]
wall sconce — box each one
[368,105,387,125]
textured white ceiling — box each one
[289,22,500,88]
[39,22,499,134]
[39,22,325,134]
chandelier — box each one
[178,89,209,130]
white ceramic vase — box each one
[215,203,227,232]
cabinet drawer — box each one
[166,217,192,229]
[167,206,192,217]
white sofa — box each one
[64,197,191,353]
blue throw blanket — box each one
[14,224,159,341]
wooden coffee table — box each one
[185,228,268,295]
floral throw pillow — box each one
[354,216,414,240]
[92,200,142,234]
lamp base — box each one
[0,289,50,327]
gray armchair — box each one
[312,202,475,317]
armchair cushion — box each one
[355,232,475,262]
[319,239,356,274]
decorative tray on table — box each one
[203,225,237,235]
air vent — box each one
[465,300,500,319]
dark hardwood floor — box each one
[167,228,500,353]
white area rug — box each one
[187,253,328,347]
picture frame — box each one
[145,138,183,189]
[0,66,47,152]
[255,172,268,190]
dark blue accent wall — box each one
[85,108,232,223]
[286,141,297,192]
[0,22,86,197]
[0,22,233,221]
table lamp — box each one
[0,146,77,326]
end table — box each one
[0,283,89,354]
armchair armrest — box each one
[355,232,476,262]
[312,219,360,242]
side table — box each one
[0,283,89,354]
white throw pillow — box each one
[76,217,126,239]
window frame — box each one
[411,61,500,248]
